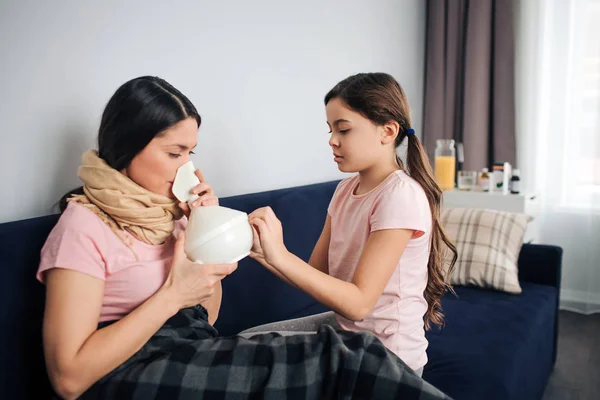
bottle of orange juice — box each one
[434,139,456,191]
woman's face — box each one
[123,117,199,198]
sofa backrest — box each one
[216,181,337,334]
[1,213,59,398]
[0,180,338,398]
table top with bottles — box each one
[433,139,538,242]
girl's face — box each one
[123,117,199,198]
[326,98,398,173]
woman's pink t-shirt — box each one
[328,170,432,370]
[37,202,186,322]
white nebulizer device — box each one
[171,161,253,264]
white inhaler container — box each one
[171,161,253,264]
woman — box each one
[37,76,450,400]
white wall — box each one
[0,0,426,223]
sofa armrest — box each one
[517,244,563,289]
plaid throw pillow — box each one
[441,208,531,294]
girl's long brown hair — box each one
[325,73,458,329]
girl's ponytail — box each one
[405,134,457,329]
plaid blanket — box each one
[82,306,451,399]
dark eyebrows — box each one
[164,144,197,151]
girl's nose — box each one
[329,134,339,148]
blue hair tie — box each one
[407,128,415,136]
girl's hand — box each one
[177,169,219,218]
[162,232,237,310]
[249,224,268,266]
[248,207,290,267]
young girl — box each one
[248,72,458,377]
[37,75,450,399]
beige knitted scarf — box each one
[68,150,184,250]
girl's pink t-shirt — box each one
[37,202,186,322]
[328,170,432,370]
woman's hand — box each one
[248,207,290,267]
[177,169,219,218]
[161,232,237,311]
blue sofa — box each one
[0,180,562,399]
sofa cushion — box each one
[441,207,530,294]
[425,282,558,400]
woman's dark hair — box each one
[59,76,201,211]
[325,72,458,329]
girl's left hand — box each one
[248,207,290,267]
[177,169,219,218]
